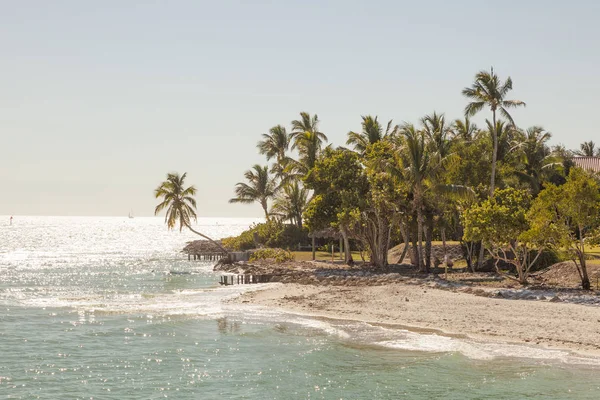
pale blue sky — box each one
[1,0,599,217]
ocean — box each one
[1,216,599,399]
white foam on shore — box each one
[222,303,600,367]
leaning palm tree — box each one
[575,141,600,157]
[154,172,226,252]
[257,125,291,179]
[229,165,277,220]
[271,181,309,228]
[347,115,395,155]
[462,68,526,196]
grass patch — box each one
[292,251,364,262]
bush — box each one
[530,248,561,272]
[221,221,310,251]
[250,248,295,263]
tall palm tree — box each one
[229,164,277,220]
[396,124,432,272]
[257,125,291,179]
[347,115,395,155]
[271,181,309,228]
[154,172,226,251]
[462,67,526,196]
[575,140,600,157]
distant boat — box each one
[128,210,134,219]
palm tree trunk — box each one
[261,200,269,221]
[579,225,591,290]
[398,222,410,264]
[185,223,228,253]
[425,213,433,270]
[490,109,497,196]
[417,206,426,273]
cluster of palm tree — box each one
[228,112,326,228]
[154,67,599,271]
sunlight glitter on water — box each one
[2,217,600,399]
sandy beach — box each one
[233,280,600,357]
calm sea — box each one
[1,216,599,399]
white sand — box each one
[233,282,600,357]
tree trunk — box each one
[579,225,591,290]
[441,227,447,256]
[490,109,497,196]
[417,205,426,273]
[185,223,228,253]
[312,235,316,261]
[410,218,419,268]
[476,243,484,271]
[261,200,270,221]
[398,222,410,264]
[341,229,353,265]
[424,213,433,270]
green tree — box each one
[574,140,600,157]
[512,126,557,195]
[529,169,600,289]
[229,164,277,220]
[396,124,433,272]
[463,188,553,284]
[288,112,329,176]
[154,172,226,252]
[346,115,395,155]
[271,181,309,228]
[304,148,369,264]
[257,125,290,179]
[452,117,478,141]
[463,68,526,196]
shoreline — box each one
[230,280,600,360]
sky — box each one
[1,0,600,217]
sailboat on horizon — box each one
[128,209,134,219]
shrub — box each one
[221,221,309,251]
[250,248,295,263]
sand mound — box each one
[536,261,600,289]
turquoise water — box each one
[1,217,599,399]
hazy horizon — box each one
[2,1,600,217]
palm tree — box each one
[396,124,432,272]
[271,181,309,228]
[575,141,600,157]
[154,172,226,252]
[452,117,478,141]
[257,125,291,179]
[512,126,555,195]
[462,67,526,196]
[229,164,277,220]
[288,112,328,175]
[421,112,452,163]
[347,115,395,155]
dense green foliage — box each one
[219,67,600,286]
[222,221,309,251]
